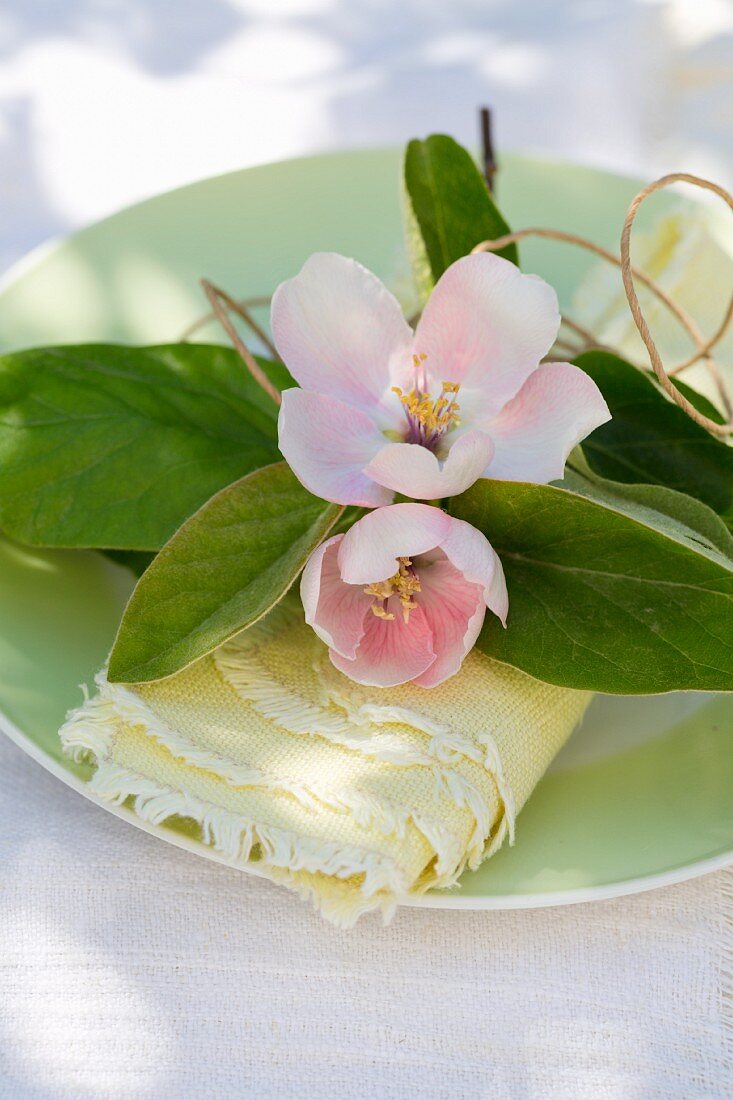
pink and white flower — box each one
[301,503,508,688]
[273,251,611,506]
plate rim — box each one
[1,146,731,911]
[4,705,731,910]
[0,144,654,309]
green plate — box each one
[1,149,731,908]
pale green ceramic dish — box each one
[0,149,731,908]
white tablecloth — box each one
[1,734,731,1098]
[0,0,731,272]
[1,2,732,1095]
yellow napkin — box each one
[60,601,590,926]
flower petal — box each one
[337,503,452,585]
[301,535,371,659]
[411,557,486,688]
[485,361,611,484]
[301,534,339,629]
[412,253,560,418]
[271,252,413,413]
[329,603,436,688]
[278,388,393,507]
[364,429,495,500]
[441,515,509,625]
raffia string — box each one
[471,228,714,371]
[472,174,733,436]
[668,295,733,376]
[188,174,733,435]
[620,173,733,435]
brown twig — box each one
[620,173,733,435]
[559,315,604,349]
[546,319,601,363]
[479,107,497,194]
[179,294,274,347]
[200,279,282,407]
[551,336,585,357]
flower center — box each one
[363,556,421,624]
[391,355,461,452]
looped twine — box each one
[620,173,732,436]
[472,173,733,438]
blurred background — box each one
[0,0,731,273]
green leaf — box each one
[102,549,156,578]
[576,349,733,530]
[563,450,733,563]
[403,134,518,301]
[108,462,342,684]
[0,343,284,550]
[669,375,726,426]
[450,478,733,694]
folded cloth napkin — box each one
[60,601,590,926]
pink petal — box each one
[411,558,486,688]
[329,603,436,688]
[301,535,340,627]
[364,430,495,500]
[301,535,371,659]
[278,388,393,507]
[271,252,413,414]
[337,503,451,585]
[412,253,560,419]
[441,515,509,625]
[485,362,611,484]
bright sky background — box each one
[0,0,731,271]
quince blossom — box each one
[301,503,507,688]
[273,251,610,506]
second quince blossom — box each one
[301,503,508,688]
[273,250,611,506]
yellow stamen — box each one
[391,381,462,436]
[363,556,422,624]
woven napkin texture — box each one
[59,601,590,926]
